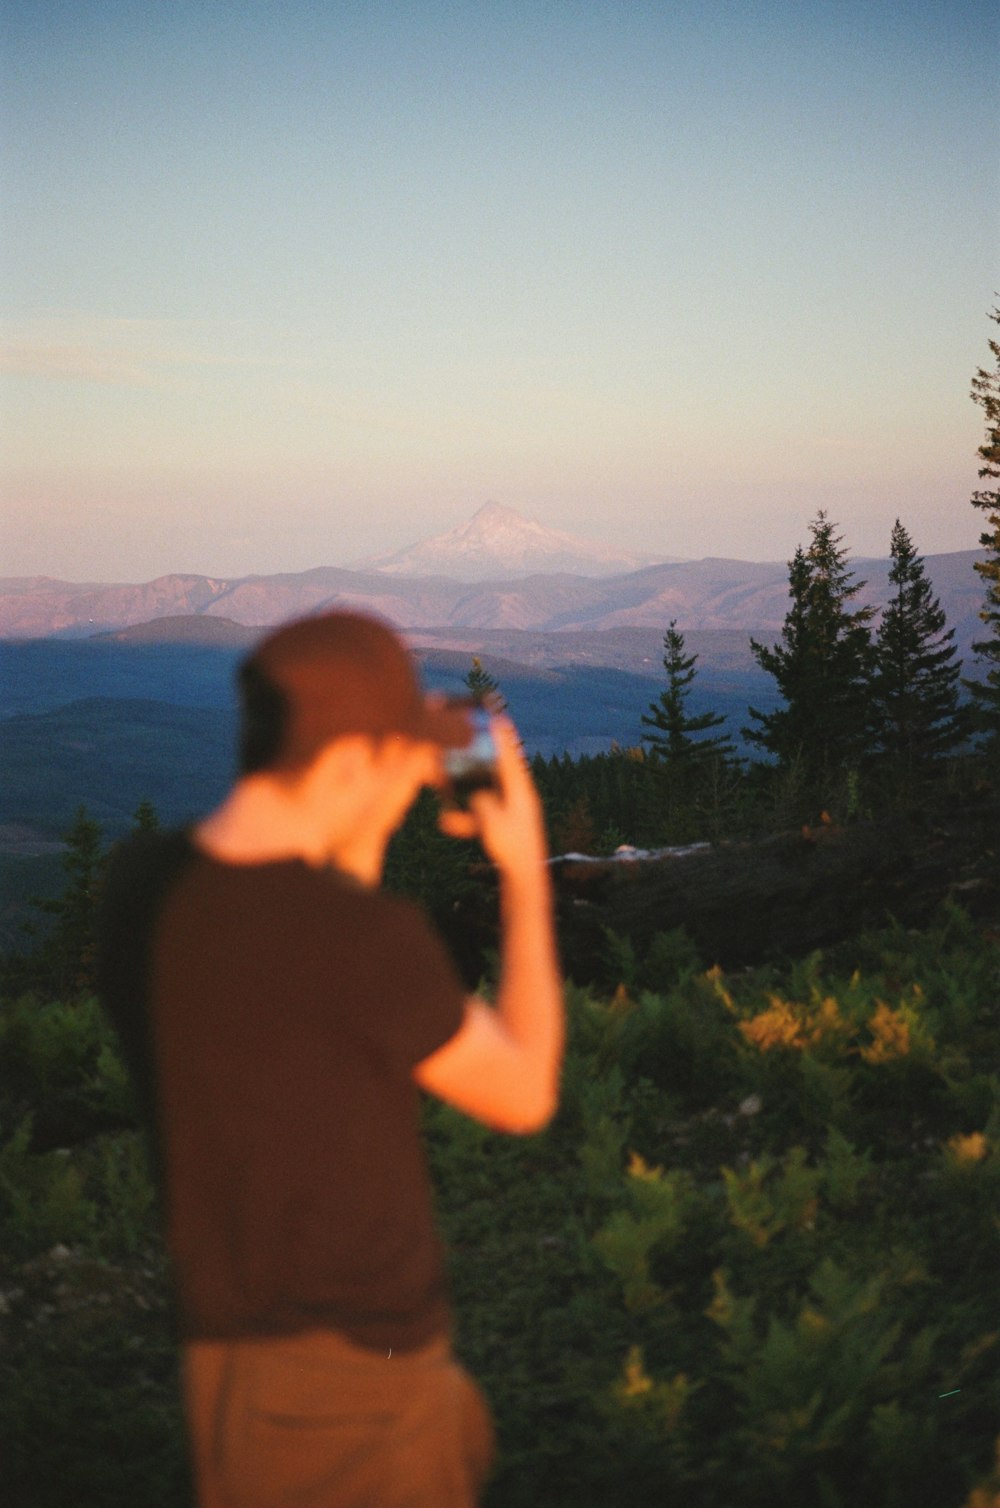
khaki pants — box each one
[182,1328,496,1508]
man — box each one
[96,610,564,1508]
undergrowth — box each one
[1,901,998,1506]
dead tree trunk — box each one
[445,807,998,984]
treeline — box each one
[522,509,995,853]
[1,802,160,1001]
[439,505,996,863]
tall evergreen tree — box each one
[27,806,105,996]
[641,621,733,769]
[872,520,965,776]
[642,621,735,841]
[131,798,161,833]
[744,512,876,792]
[463,656,506,710]
[965,302,1000,735]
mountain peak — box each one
[355,502,667,581]
[469,500,517,522]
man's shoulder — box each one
[315,872,434,933]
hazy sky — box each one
[2,0,997,581]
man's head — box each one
[219,612,475,874]
[237,611,471,777]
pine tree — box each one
[744,512,876,794]
[641,621,734,769]
[641,621,734,842]
[872,520,965,777]
[965,302,1000,735]
[29,806,106,996]
[463,657,506,711]
[131,798,161,833]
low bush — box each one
[1,903,998,1505]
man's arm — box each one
[412,719,564,1134]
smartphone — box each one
[440,699,499,808]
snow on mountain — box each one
[354,501,672,580]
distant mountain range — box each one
[0,503,986,657]
[1,553,986,659]
[354,500,672,578]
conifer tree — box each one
[965,302,1000,735]
[744,512,876,792]
[463,656,506,710]
[641,621,733,770]
[642,621,734,842]
[131,798,161,833]
[29,806,105,996]
[872,520,965,776]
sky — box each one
[1,0,998,582]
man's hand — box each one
[437,716,549,877]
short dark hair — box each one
[236,658,292,775]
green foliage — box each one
[0,805,164,998]
[533,746,662,853]
[131,798,161,833]
[22,806,106,997]
[720,1144,821,1248]
[872,519,967,782]
[89,1131,157,1255]
[705,1254,942,1502]
[575,1061,630,1200]
[1,1283,188,1508]
[819,1125,873,1213]
[591,1205,680,1315]
[0,850,64,954]
[0,987,153,1257]
[564,908,1000,1504]
[1,992,107,1094]
[2,904,999,1505]
[0,991,135,1136]
[464,656,507,710]
[642,618,736,778]
[0,1116,158,1262]
[966,301,1000,735]
[383,786,479,927]
[0,1118,98,1254]
[591,1151,697,1312]
[606,966,741,1112]
[745,511,877,806]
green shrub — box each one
[0,1118,97,1255]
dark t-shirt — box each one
[95,830,465,1354]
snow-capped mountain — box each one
[354,501,672,580]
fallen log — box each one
[442,806,999,984]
